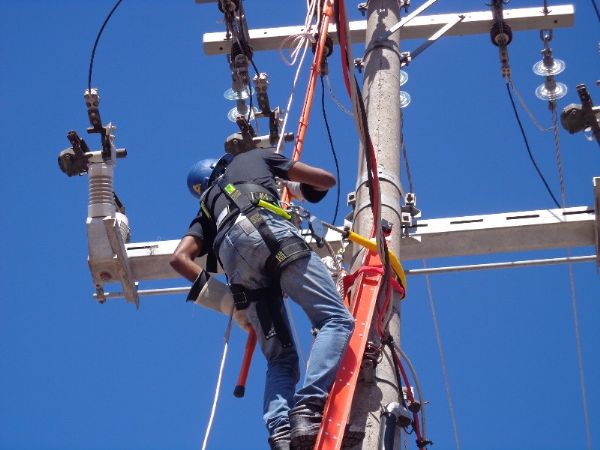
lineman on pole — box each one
[170,148,354,450]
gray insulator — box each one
[88,162,115,218]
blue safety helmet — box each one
[187,154,233,198]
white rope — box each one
[279,33,315,67]
[277,0,318,66]
[275,0,322,153]
[423,261,461,450]
[200,317,233,450]
[278,0,318,67]
[276,41,311,154]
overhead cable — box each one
[505,83,561,208]
[88,0,124,92]
[320,76,341,225]
[335,0,393,332]
[400,110,414,194]
[395,344,429,442]
[423,261,461,450]
[507,79,552,132]
[566,257,593,450]
[552,103,593,450]
[324,75,353,117]
[589,0,600,21]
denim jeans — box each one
[218,211,355,434]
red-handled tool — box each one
[233,329,257,398]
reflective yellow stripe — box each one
[257,199,292,221]
[200,201,211,219]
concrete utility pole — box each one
[349,0,405,448]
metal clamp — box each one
[355,168,404,197]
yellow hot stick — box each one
[344,230,407,293]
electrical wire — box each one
[222,1,260,75]
[388,340,426,449]
[88,0,124,92]
[275,0,322,154]
[278,0,319,66]
[551,106,567,206]
[324,75,353,117]
[320,76,341,225]
[507,78,552,132]
[335,0,395,341]
[400,109,414,194]
[335,0,385,259]
[550,105,593,450]
[505,83,561,208]
[201,316,233,450]
[396,344,429,442]
[566,256,593,450]
[590,0,600,21]
[423,261,461,450]
[275,40,311,153]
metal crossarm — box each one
[203,5,574,55]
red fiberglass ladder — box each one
[313,251,386,450]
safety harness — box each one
[215,178,311,275]
[200,177,312,347]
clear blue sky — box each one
[1,1,599,449]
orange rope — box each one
[281,0,334,205]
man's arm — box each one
[287,161,336,190]
[285,161,335,202]
[170,235,204,282]
[170,234,251,332]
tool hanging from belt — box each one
[229,283,293,348]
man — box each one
[170,148,354,450]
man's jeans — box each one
[218,211,355,434]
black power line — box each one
[505,83,561,208]
[88,0,124,92]
[320,76,341,225]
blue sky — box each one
[1,1,599,449]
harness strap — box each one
[216,178,310,274]
[230,283,293,348]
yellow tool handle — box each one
[257,199,292,221]
[345,230,407,291]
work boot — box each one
[289,403,323,450]
[268,425,291,450]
